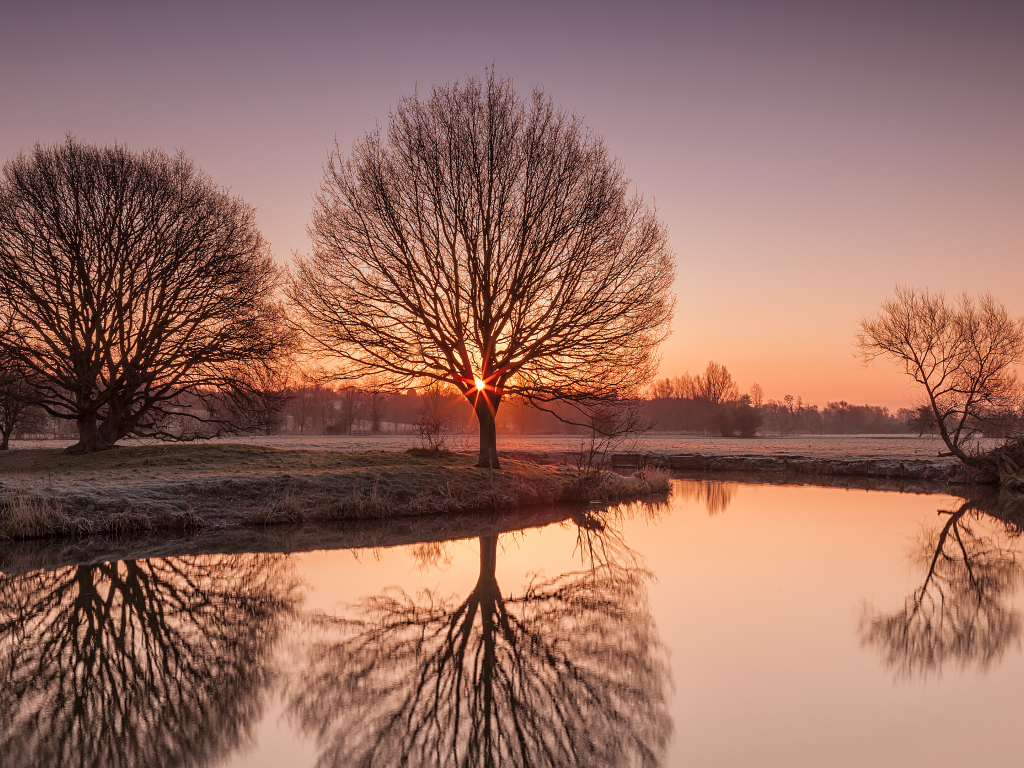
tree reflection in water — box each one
[860,499,1024,679]
[0,554,300,768]
[674,479,737,516]
[290,510,672,768]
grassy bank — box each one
[0,444,669,541]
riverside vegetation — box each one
[0,445,670,541]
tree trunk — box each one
[66,411,110,454]
[474,395,501,469]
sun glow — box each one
[474,377,486,392]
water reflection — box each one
[674,479,737,516]
[290,512,672,767]
[0,554,300,768]
[860,497,1024,680]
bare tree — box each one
[336,386,363,434]
[0,372,43,449]
[857,287,1024,476]
[693,361,739,405]
[566,399,650,484]
[0,329,44,448]
[284,367,335,435]
[648,378,676,400]
[289,70,675,468]
[288,369,319,435]
[412,381,454,451]
[0,138,294,453]
[364,376,390,433]
[749,382,764,410]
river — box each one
[1,478,1021,766]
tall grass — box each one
[249,488,308,526]
[560,466,671,502]
[0,488,89,539]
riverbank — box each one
[609,452,972,481]
[0,444,668,541]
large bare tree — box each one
[289,70,675,468]
[857,286,1024,477]
[0,138,294,453]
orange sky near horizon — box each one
[1,1,1021,410]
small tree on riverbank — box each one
[288,70,675,468]
[857,286,1024,482]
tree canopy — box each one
[289,70,675,467]
[857,286,1024,476]
[0,137,293,453]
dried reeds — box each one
[0,487,90,539]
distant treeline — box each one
[646,393,920,436]
[264,371,931,439]
[263,362,952,439]
[274,383,605,438]
[7,360,1013,443]
[643,361,1022,437]
[643,362,917,436]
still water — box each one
[1,479,1022,766]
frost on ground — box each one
[0,444,666,540]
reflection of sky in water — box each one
[2,481,1023,767]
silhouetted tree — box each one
[364,377,390,433]
[412,381,455,450]
[288,70,675,468]
[859,500,1023,680]
[857,286,1024,477]
[289,531,671,767]
[336,386,363,435]
[721,394,762,437]
[0,138,294,453]
[897,405,934,436]
[0,327,44,448]
[645,362,749,434]
[0,553,300,767]
[693,361,738,405]
[285,368,330,435]
[749,382,764,410]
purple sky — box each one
[3,0,1022,407]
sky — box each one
[2,0,1021,409]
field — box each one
[8,432,984,461]
[0,443,668,540]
